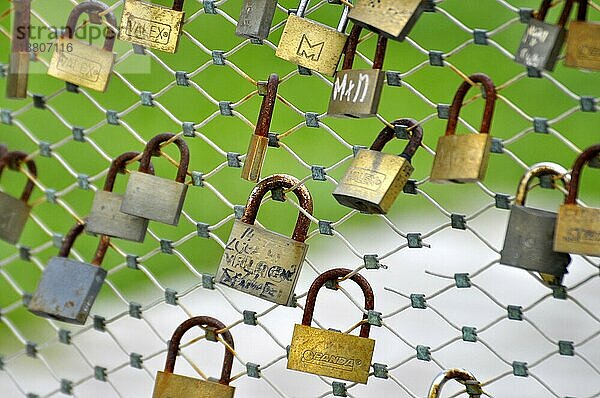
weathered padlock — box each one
[348,0,427,41]
[429,73,496,183]
[153,316,235,398]
[327,25,387,118]
[47,1,116,92]
[236,0,278,40]
[120,133,189,226]
[428,368,483,398]
[28,223,109,325]
[0,151,37,245]
[119,0,185,53]
[216,174,313,306]
[276,0,350,76]
[241,74,279,182]
[6,0,31,99]
[565,0,600,70]
[287,268,376,384]
[554,144,600,256]
[333,118,423,214]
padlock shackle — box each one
[254,74,279,138]
[369,118,423,161]
[575,0,588,22]
[302,268,375,338]
[296,0,350,33]
[64,1,116,52]
[342,25,387,70]
[428,368,482,398]
[103,151,155,192]
[164,316,235,385]
[241,174,313,242]
[565,144,600,205]
[0,144,9,177]
[138,133,190,184]
[537,0,583,27]
[4,151,37,203]
[58,222,110,266]
[172,0,185,12]
[515,162,570,206]
[445,73,496,137]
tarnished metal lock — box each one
[428,369,483,398]
[236,0,278,40]
[241,74,279,182]
[276,0,350,76]
[349,0,427,41]
[327,25,387,118]
[554,144,600,257]
[153,316,235,398]
[119,0,185,53]
[565,1,600,70]
[333,118,423,214]
[430,73,496,183]
[216,174,313,306]
[47,1,116,92]
[6,0,31,99]
[28,223,109,325]
[287,268,376,384]
[121,133,189,226]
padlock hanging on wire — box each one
[236,0,279,40]
[349,0,428,41]
[565,0,600,70]
[6,0,31,99]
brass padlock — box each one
[0,151,37,245]
[120,133,190,226]
[554,144,600,257]
[276,0,350,76]
[327,25,387,118]
[6,0,31,99]
[216,174,313,306]
[153,316,235,398]
[565,0,600,70]
[429,73,496,183]
[287,268,376,384]
[428,368,483,398]
[236,0,278,40]
[47,1,116,92]
[28,223,109,325]
[349,0,427,41]
[241,73,279,182]
[119,0,185,53]
[333,118,423,214]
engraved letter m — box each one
[296,34,325,61]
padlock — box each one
[554,144,600,256]
[276,0,350,76]
[47,1,116,92]
[6,0,31,99]
[241,74,279,182]
[287,268,376,384]
[327,25,387,118]
[428,368,483,398]
[28,223,109,325]
[236,0,278,40]
[153,316,236,398]
[348,0,427,41]
[429,73,496,183]
[216,174,313,306]
[0,151,37,245]
[120,133,190,226]
[565,0,600,70]
[119,0,185,53]
[333,118,423,214]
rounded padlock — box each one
[428,368,483,398]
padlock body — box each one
[565,21,600,71]
[28,257,107,325]
[216,220,308,306]
[327,69,384,118]
[500,205,571,277]
[429,134,492,183]
[6,51,29,99]
[241,135,269,182]
[514,19,565,71]
[287,324,375,384]
[47,37,114,92]
[152,371,235,398]
[276,14,348,76]
[119,0,184,53]
[86,190,149,242]
[333,150,413,214]
[236,0,278,40]
[120,171,188,226]
[0,192,31,244]
[554,204,600,256]
[349,0,425,40]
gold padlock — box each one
[333,118,423,214]
[565,1,600,70]
[430,73,497,183]
[349,0,427,41]
[6,0,31,99]
[47,1,116,92]
[554,144,600,257]
[153,316,236,398]
[287,268,376,384]
[428,368,483,398]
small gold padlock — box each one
[430,73,496,183]
[287,268,376,384]
[428,368,483,398]
[565,1,600,70]
[333,118,423,214]
[153,316,236,398]
[349,0,426,41]
[6,0,31,99]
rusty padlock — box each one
[120,133,189,226]
[333,118,423,214]
[287,268,376,384]
[28,223,109,324]
[429,73,496,183]
[565,0,600,70]
[216,174,313,306]
[236,0,278,40]
[428,368,483,398]
[554,144,600,256]
[6,0,31,99]
[349,0,427,41]
[153,316,235,398]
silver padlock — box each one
[236,0,278,40]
